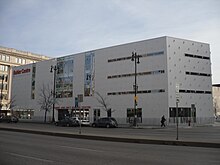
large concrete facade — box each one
[11,36,214,125]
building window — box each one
[185,71,211,77]
[84,52,95,97]
[4,84,8,90]
[15,58,24,64]
[107,70,165,79]
[56,56,74,98]
[127,108,142,123]
[108,51,164,63]
[0,55,10,62]
[0,65,8,72]
[0,93,8,100]
[169,106,196,123]
[185,53,210,60]
[146,51,164,57]
[1,55,5,61]
[107,89,165,96]
[6,56,10,62]
[179,89,211,94]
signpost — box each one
[76,94,83,134]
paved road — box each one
[0,131,219,165]
[0,122,220,143]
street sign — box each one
[175,83,179,93]
[134,96,138,101]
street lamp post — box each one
[50,65,58,123]
[176,83,180,140]
[0,75,5,114]
[131,51,140,127]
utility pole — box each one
[131,52,140,127]
[176,83,180,140]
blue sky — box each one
[0,0,220,83]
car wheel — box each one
[92,123,96,127]
[106,124,110,128]
[66,123,70,127]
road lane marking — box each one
[58,145,103,152]
[5,152,54,163]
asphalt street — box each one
[0,131,220,165]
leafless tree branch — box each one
[95,92,116,117]
[38,84,54,123]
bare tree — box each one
[213,98,218,118]
[38,84,54,123]
[95,92,115,117]
[0,95,16,116]
[7,95,16,114]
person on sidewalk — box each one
[161,115,166,127]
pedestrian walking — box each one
[161,115,166,127]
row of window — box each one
[0,84,8,90]
[107,51,209,63]
[179,89,211,94]
[0,54,10,62]
[107,70,165,79]
[107,89,165,95]
[107,89,211,96]
[108,51,164,63]
[0,54,37,64]
[186,71,211,77]
[0,93,8,100]
[107,70,210,80]
[15,58,26,64]
[169,107,196,118]
[0,65,8,72]
[185,53,210,60]
[0,74,8,82]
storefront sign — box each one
[13,68,31,75]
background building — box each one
[11,36,214,125]
[212,84,220,118]
[0,46,50,116]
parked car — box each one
[81,119,90,126]
[92,117,118,128]
[71,117,80,123]
[55,117,79,127]
[0,115,19,123]
[71,117,90,126]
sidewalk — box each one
[0,122,220,148]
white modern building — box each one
[11,36,214,125]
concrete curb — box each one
[0,127,219,149]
